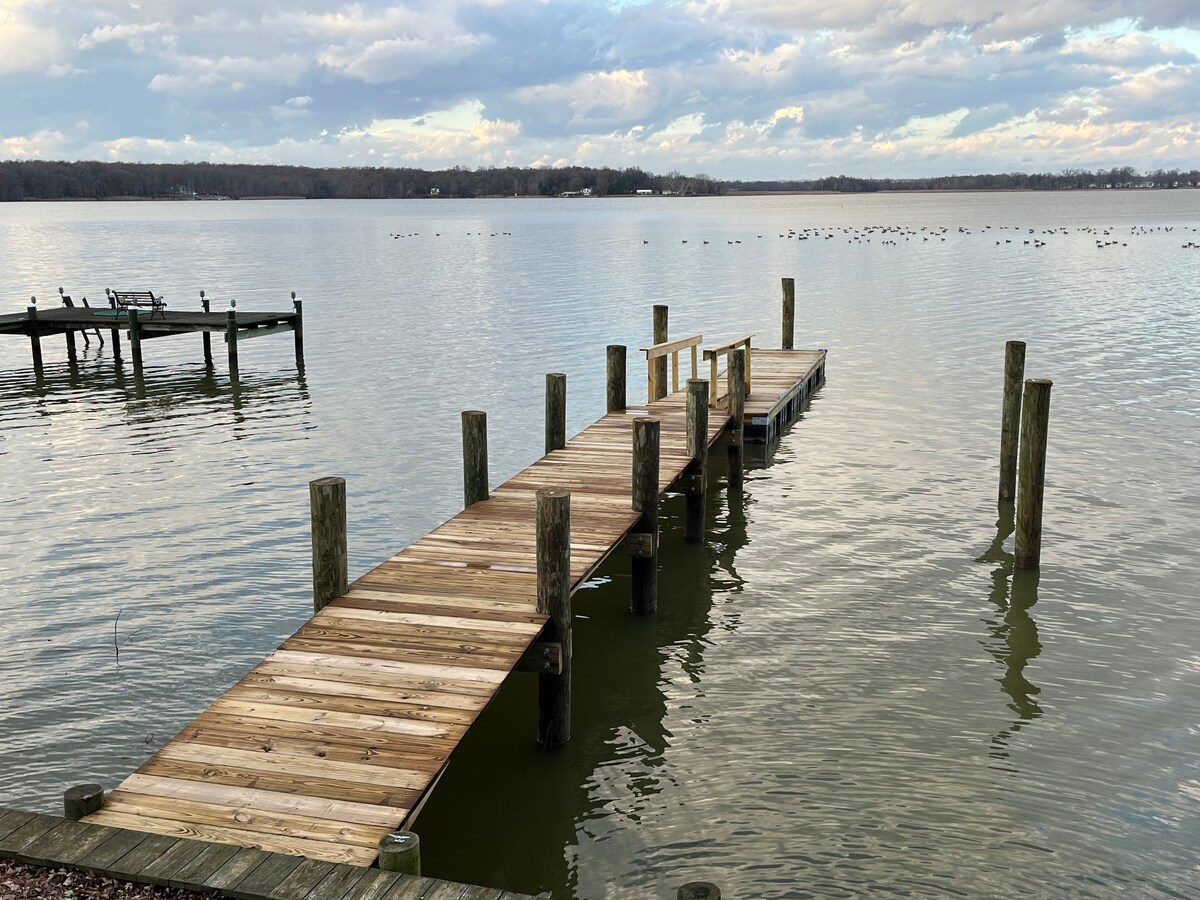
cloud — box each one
[0,0,1197,177]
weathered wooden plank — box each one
[74,826,149,876]
[0,809,36,842]
[18,820,114,865]
[225,851,303,899]
[302,863,370,900]
[347,870,405,900]
[138,837,209,886]
[167,839,242,889]
[0,814,62,858]
[271,858,338,899]
[101,832,181,882]
[201,846,274,893]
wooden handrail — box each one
[641,333,702,402]
[702,334,754,407]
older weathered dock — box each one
[0,806,538,899]
[0,289,303,377]
[32,281,825,889]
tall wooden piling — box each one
[1015,379,1052,569]
[292,293,305,369]
[782,277,796,350]
[999,340,1027,502]
[652,305,669,401]
[27,299,43,372]
[378,831,421,875]
[678,884,722,900]
[536,489,572,747]
[63,784,104,821]
[684,378,709,543]
[310,477,348,612]
[607,344,627,412]
[631,417,660,613]
[128,307,144,374]
[225,308,239,378]
[462,410,489,507]
[105,289,122,360]
[545,373,566,454]
[727,348,746,490]
[200,292,212,364]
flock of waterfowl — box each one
[387,225,1199,249]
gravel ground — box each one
[0,859,212,899]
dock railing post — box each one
[606,344,627,413]
[545,373,566,454]
[782,277,795,350]
[727,348,746,490]
[378,831,421,875]
[292,292,305,370]
[63,784,104,821]
[310,476,348,612]
[105,289,123,362]
[225,306,239,378]
[631,417,660,613]
[684,379,709,543]
[652,304,668,401]
[536,489,572,746]
[201,291,212,364]
[27,298,43,373]
[128,307,143,375]
[999,340,1026,502]
[1015,379,1052,569]
[462,410,489,507]
[60,288,77,360]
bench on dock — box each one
[107,288,166,319]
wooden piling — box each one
[27,299,43,371]
[998,340,1027,502]
[607,344,627,413]
[462,410,489,507]
[63,295,77,359]
[631,417,660,614]
[309,476,348,612]
[292,293,305,369]
[782,277,795,350]
[652,305,669,401]
[545,373,566,454]
[128,307,143,374]
[1015,379,1052,569]
[727,348,746,489]
[225,308,239,378]
[377,831,420,875]
[684,378,709,543]
[200,292,212,364]
[536,489,572,747]
[63,784,104,821]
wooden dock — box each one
[80,338,826,867]
[0,290,303,377]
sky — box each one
[1,0,1198,179]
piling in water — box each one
[225,308,239,378]
[461,410,489,507]
[999,340,1027,502]
[684,378,709,543]
[292,293,305,370]
[631,417,660,613]
[128,307,143,374]
[607,344,627,412]
[536,489,572,746]
[310,476,348,612]
[1015,379,1052,569]
[782,277,795,350]
[63,784,104,821]
[726,348,746,490]
[201,291,212,364]
[545,373,566,454]
[27,300,42,373]
[378,831,421,875]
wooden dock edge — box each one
[744,349,827,444]
[0,805,542,900]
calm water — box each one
[1,193,1198,898]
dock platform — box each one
[79,343,826,868]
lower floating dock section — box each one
[0,806,538,899]
[75,337,825,871]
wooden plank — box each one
[0,809,36,842]
[138,837,209,886]
[167,840,242,889]
[202,847,274,894]
[225,851,303,899]
[17,820,114,865]
[0,814,62,858]
[271,858,338,899]
[101,832,182,882]
[119,775,408,828]
[640,333,703,359]
[302,863,370,900]
[74,826,150,877]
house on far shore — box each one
[430,187,441,196]
[559,188,594,197]
[635,188,654,195]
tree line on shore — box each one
[0,160,1196,201]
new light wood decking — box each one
[84,348,826,866]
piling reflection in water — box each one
[978,502,1043,766]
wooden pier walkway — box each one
[76,314,824,870]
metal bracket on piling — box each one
[616,531,656,558]
[515,641,564,675]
